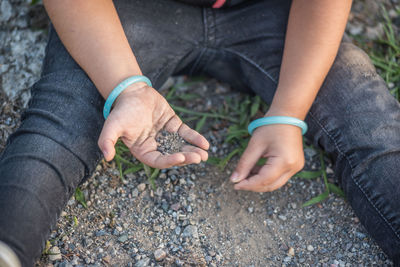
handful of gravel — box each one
[156,130,189,155]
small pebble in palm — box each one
[156,130,188,155]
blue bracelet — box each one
[248,116,308,135]
[103,75,152,119]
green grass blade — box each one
[250,96,261,118]
[178,93,201,101]
[166,86,177,100]
[327,183,346,198]
[74,187,87,209]
[114,154,136,168]
[295,170,323,179]
[123,164,143,175]
[115,157,125,181]
[195,115,207,132]
[149,168,160,190]
[302,191,329,207]
[207,157,222,165]
[143,164,152,179]
[218,148,242,170]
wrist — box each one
[103,75,152,119]
[113,82,148,105]
[265,105,308,121]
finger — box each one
[163,115,182,132]
[180,151,202,165]
[181,145,209,161]
[230,140,265,183]
[98,118,122,161]
[264,171,294,192]
[234,158,287,192]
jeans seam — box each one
[152,61,174,87]
[308,111,400,241]
[222,48,278,84]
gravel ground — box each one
[0,0,399,266]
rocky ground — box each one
[0,0,399,266]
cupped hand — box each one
[230,123,305,192]
[98,82,210,169]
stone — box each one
[154,249,167,261]
[118,235,129,243]
[307,245,314,252]
[137,183,146,192]
[132,188,139,198]
[182,225,199,239]
[288,247,295,257]
[0,0,12,22]
[135,257,150,267]
[96,230,106,237]
[48,246,62,261]
[278,215,287,221]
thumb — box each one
[98,119,121,161]
[230,139,265,183]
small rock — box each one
[135,256,150,267]
[355,231,366,239]
[118,235,129,243]
[175,226,181,235]
[96,230,106,237]
[307,245,314,252]
[170,203,181,211]
[182,225,199,239]
[102,255,111,264]
[205,255,212,263]
[155,187,163,197]
[326,167,334,174]
[348,23,363,35]
[248,207,254,213]
[278,215,287,221]
[0,0,12,22]
[283,256,292,263]
[288,247,295,257]
[132,188,139,198]
[154,249,167,261]
[137,183,146,192]
[48,246,62,261]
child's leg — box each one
[305,42,400,263]
[201,0,400,262]
[0,26,105,266]
[0,1,204,264]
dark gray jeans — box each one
[1,0,399,265]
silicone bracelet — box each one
[248,116,308,135]
[103,75,152,119]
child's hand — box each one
[98,83,209,169]
[230,123,304,192]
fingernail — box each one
[230,172,240,183]
[102,149,108,159]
